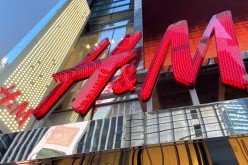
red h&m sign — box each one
[1,11,247,126]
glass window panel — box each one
[93,0,130,7]
[172,109,185,116]
[99,29,114,55]
[100,118,110,150]
[130,132,144,140]
[160,130,173,142]
[147,119,158,129]
[93,0,115,7]
[190,110,198,119]
[92,4,131,17]
[115,0,131,7]
[147,132,159,144]
[91,9,112,17]
[109,27,126,51]
[147,124,158,134]
[93,100,141,120]
[172,113,186,122]
[173,120,187,129]
[131,125,144,133]
[206,130,224,137]
[77,133,86,153]
[90,20,131,32]
[203,116,218,124]
[110,104,120,116]
[91,120,103,151]
[94,0,127,4]
[70,30,114,66]
[79,26,133,58]
[159,122,173,131]
[205,123,221,132]
[115,116,123,148]
[84,121,95,152]
[147,113,157,119]
[201,110,216,117]
[158,110,172,118]
[92,0,131,12]
[43,111,79,127]
[107,117,116,149]
[92,3,115,12]
[113,5,130,12]
[193,124,202,137]
[174,127,190,141]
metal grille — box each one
[79,103,228,152]
[125,104,228,146]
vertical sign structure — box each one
[33,32,142,119]
[139,11,248,101]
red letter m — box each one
[140,11,248,101]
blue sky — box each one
[0,0,60,63]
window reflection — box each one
[90,19,131,32]
[92,0,131,12]
[91,4,132,18]
[219,98,248,134]
[93,0,131,7]
[113,5,130,12]
[109,27,126,51]
[92,3,115,12]
[69,26,133,63]
[115,0,130,6]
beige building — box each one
[0,0,90,133]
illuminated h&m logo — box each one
[1,11,247,126]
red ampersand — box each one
[112,64,137,94]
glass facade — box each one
[90,0,133,17]
[220,99,248,134]
[0,100,248,163]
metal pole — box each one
[189,88,200,105]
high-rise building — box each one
[0,0,90,132]
[1,0,248,164]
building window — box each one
[190,110,198,119]
[194,124,202,137]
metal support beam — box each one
[189,88,200,105]
[140,96,153,112]
[218,77,225,101]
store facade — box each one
[1,0,248,164]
